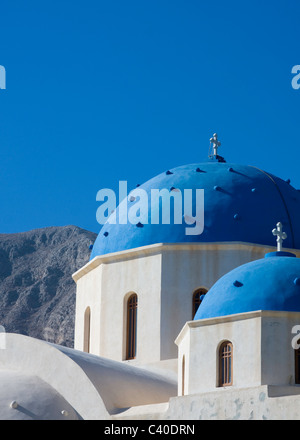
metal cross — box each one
[210,133,221,157]
[272,222,287,251]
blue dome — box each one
[194,253,300,320]
[91,159,300,259]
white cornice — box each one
[71,241,300,282]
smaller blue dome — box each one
[194,253,300,320]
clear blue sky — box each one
[0,0,299,234]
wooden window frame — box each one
[192,288,208,318]
[126,293,138,360]
[218,341,233,387]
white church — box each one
[2,135,300,420]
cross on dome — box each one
[210,133,221,157]
[272,222,287,252]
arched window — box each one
[192,288,208,318]
[126,293,138,360]
[83,306,91,353]
[218,341,233,386]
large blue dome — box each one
[90,159,300,259]
[194,252,300,320]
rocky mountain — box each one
[0,225,97,347]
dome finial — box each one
[272,222,287,251]
[209,133,221,157]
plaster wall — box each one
[74,262,103,354]
[73,242,281,366]
[99,251,162,362]
[160,243,268,360]
[114,385,300,420]
[261,313,300,385]
[177,327,190,396]
[176,311,300,396]
[74,247,163,363]
[162,385,300,420]
[176,313,262,395]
